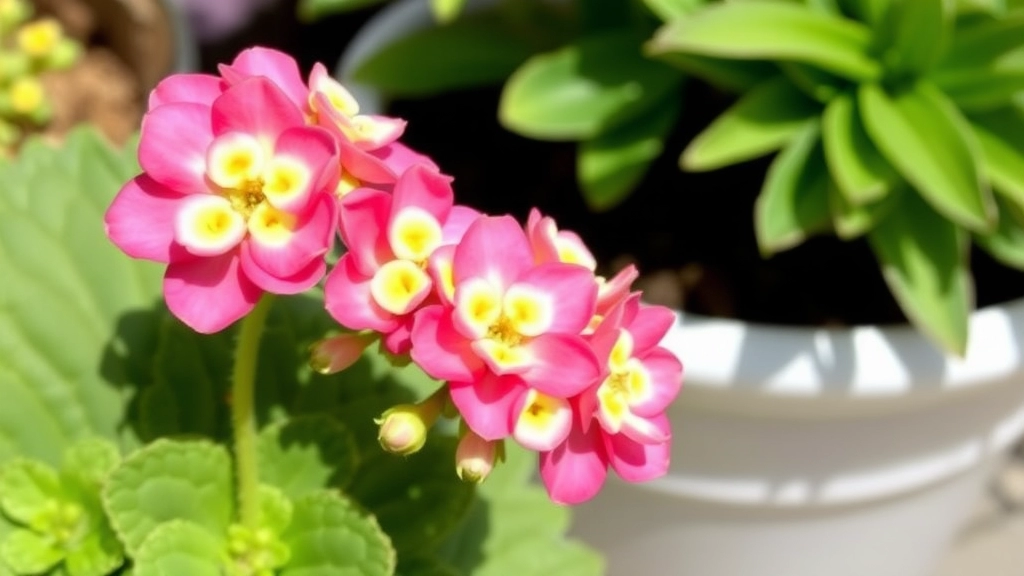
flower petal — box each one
[389,164,453,226]
[605,414,671,483]
[139,102,213,194]
[452,216,533,290]
[441,205,482,245]
[369,141,438,174]
[518,333,601,397]
[630,347,683,417]
[148,74,225,109]
[324,254,399,333]
[539,420,608,505]
[513,262,597,334]
[596,265,638,315]
[449,374,526,441]
[410,305,485,382]
[211,77,305,141]
[264,126,338,213]
[513,389,573,451]
[164,252,261,333]
[336,132,398,184]
[246,192,335,278]
[105,175,187,263]
[337,188,393,275]
[630,302,677,352]
[222,47,309,111]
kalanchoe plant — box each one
[646,0,1024,354]
[0,46,682,575]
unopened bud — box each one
[375,389,446,456]
[17,18,63,59]
[309,333,372,375]
[455,431,503,484]
[9,76,44,116]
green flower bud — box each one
[455,431,503,484]
[375,389,447,456]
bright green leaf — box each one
[430,0,468,23]
[976,197,1024,270]
[62,439,119,489]
[829,183,902,239]
[103,440,233,555]
[969,106,1024,209]
[837,0,890,25]
[822,91,894,204]
[955,0,1007,15]
[0,460,63,526]
[64,531,124,576]
[933,65,1024,112]
[258,486,293,536]
[875,0,952,76]
[132,521,225,576]
[643,0,706,20]
[755,121,833,254]
[654,53,777,92]
[578,93,680,211]
[682,76,820,171]
[1,529,63,574]
[648,2,880,80]
[858,82,994,232]
[868,194,972,355]
[280,491,395,576]
[256,415,360,499]
[778,62,844,102]
[939,12,1024,69]
[499,30,681,141]
[297,0,388,21]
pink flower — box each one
[105,77,339,333]
[410,216,602,447]
[539,294,683,504]
[323,164,478,354]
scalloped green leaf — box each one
[62,439,120,490]
[132,521,225,576]
[499,30,681,141]
[868,193,971,355]
[755,121,833,254]
[297,0,388,21]
[0,460,63,526]
[682,76,819,171]
[64,531,123,576]
[578,93,680,211]
[859,82,994,232]
[822,91,894,204]
[102,440,233,555]
[1,529,63,574]
[258,486,293,536]
[280,491,395,576]
[969,106,1024,209]
[256,415,360,499]
[648,2,880,80]
[0,129,161,466]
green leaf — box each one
[351,11,540,97]
[829,183,902,239]
[1,529,63,574]
[642,0,706,20]
[297,0,388,21]
[0,128,161,466]
[682,76,820,171]
[280,491,395,576]
[578,93,680,211]
[976,196,1024,269]
[778,62,844,102]
[62,439,119,490]
[0,460,63,526]
[654,53,778,93]
[858,82,994,232]
[837,0,890,25]
[430,0,468,23]
[499,30,681,141]
[348,436,474,557]
[102,440,233,555]
[822,91,894,204]
[257,486,293,536]
[132,521,225,576]
[755,121,833,254]
[256,415,360,499]
[64,531,124,576]
[868,194,972,355]
[939,12,1024,69]
[969,106,1024,209]
[933,64,1024,112]
[648,1,880,80]
[955,0,1006,15]
[875,0,952,76]
[397,556,461,576]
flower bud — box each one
[17,18,63,59]
[375,390,446,456]
[9,76,44,116]
[455,431,502,484]
[308,333,373,375]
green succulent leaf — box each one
[63,531,123,576]
[1,529,63,575]
[939,12,1024,69]
[132,521,225,576]
[648,1,880,80]
[933,64,1024,112]
[102,440,233,556]
[858,82,994,232]
[822,91,894,204]
[778,62,844,102]
[642,0,706,20]
[256,415,360,499]
[0,129,160,466]
[755,121,833,254]
[875,0,952,76]
[578,92,680,211]
[969,106,1024,209]
[0,460,63,527]
[836,0,891,25]
[954,0,1007,15]
[976,197,1024,270]
[297,0,388,21]
[280,491,395,576]
[682,76,820,171]
[868,194,972,355]
[829,183,902,239]
[654,53,777,92]
[430,0,468,23]
[499,30,681,141]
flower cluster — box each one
[105,47,683,505]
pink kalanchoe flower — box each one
[323,164,479,355]
[410,216,602,448]
[106,76,340,333]
[540,294,682,505]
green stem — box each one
[231,295,274,528]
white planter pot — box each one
[338,2,1024,575]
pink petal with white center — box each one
[324,254,399,333]
[555,230,597,270]
[389,164,453,226]
[596,265,638,314]
[370,259,433,315]
[148,74,225,109]
[265,126,338,213]
[222,47,309,111]
[630,347,683,417]
[370,141,438,174]
[513,389,573,452]
[518,333,601,397]
[410,305,486,383]
[513,262,597,335]
[630,301,677,352]
[441,206,482,245]
[240,244,326,294]
[452,277,503,340]
[605,414,671,483]
[211,77,305,142]
[501,284,554,337]
[174,195,247,257]
[139,102,213,194]
[348,115,406,150]
[525,209,560,264]
[472,339,533,376]
[540,420,609,505]
[427,244,457,305]
[308,63,360,116]
[337,188,393,275]
[246,194,334,278]
[452,216,533,290]
[388,207,443,263]
[164,252,261,334]
[105,175,187,263]
[336,130,399,184]
[449,374,526,441]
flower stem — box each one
[231,295,273,529]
